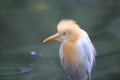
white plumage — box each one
[43,19,96,80]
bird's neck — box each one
[61,29,81,65]
[62,40,77,65]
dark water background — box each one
[0,0,120,80]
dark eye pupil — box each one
[63,32,66,35]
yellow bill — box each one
[43,33,60,43]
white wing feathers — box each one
[77,30,96,70]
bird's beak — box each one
[43,33,60,43]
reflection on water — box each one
[0,50,36,80]
[0,0,120,80]
[0,66,32,75]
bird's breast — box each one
[61,41,78,65]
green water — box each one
[0,0,120,80]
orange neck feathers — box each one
[62,41,77,65]
[58,19,81,65]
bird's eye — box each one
[63,32,66,35]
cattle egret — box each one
[43,19,96,80]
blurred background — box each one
[0,0,120,80]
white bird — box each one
[43,19,96,80]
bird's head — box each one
[43,19,81,43]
